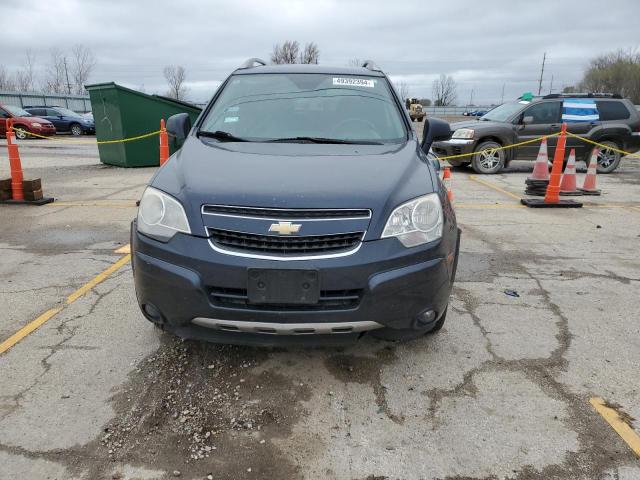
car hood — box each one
[15,116,53,126]
[450,119,507,130]
[152,137,436,238]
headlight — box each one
[381,194,443,247]
[137,187,191,242]
[31,122,42,128]
[451,128,474,139]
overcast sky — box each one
[2,0,639,105]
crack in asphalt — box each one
[421,223,637,479]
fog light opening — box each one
[414,309,436,329]
[143,303,164,324]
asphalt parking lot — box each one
[1,128,639,480]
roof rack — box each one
[542,93,622,99]
[238,58,267,70]
[362,60,382,72]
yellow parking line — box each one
[50,201,137,209]
[467,175,522,200]
[66,254,131,304]
[590,397,640,457]
[114,244,131,254]
[0,307,63,355]
[0,254,131,356]
[455,203,526,209]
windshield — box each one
[4,105,31,117]
[200,73,407,143]
[481,102,527,122]
[55,107,81,117]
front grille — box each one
[208,228,363,256]
[210,286,362,311]
[202,205,370,219]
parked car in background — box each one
[0,104,56,139]
[462,110,488,117]
[24,106,95,135]
[434,93,640,174]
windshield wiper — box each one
[197,130,250,142]
[266,136,383,145]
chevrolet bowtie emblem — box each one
[269,221,301,235]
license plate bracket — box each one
[247,269,319,305]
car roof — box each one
[233,63,386,77]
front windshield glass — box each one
[481,102,526,122]
[200,73,407,143]
[5,105,31,117]
[55,107,80,117]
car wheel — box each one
[593,141,622,173]
[14,126,29,140]
[371,307,448,341]
[471,141,505,174]
[70,123,83,136]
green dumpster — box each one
[85,82,202,167]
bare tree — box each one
[299,42,319,64]
[578,48,640,103]
[163,65,188,101]
[71,45,96,95]
[43,48,66,94]
[432,74,457,106]
[13,50,36,91]
[0,66,17,91]
[271,41,300,64]
[395,81,410,102]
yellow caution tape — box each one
[564,131,640,159]
[10,127,640,159]
[11,128,161,145]
[435,132,562,161]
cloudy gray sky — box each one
[2,0,639,105]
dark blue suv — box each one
[132,60,460,346]
[24,106,95,135]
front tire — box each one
[371,307,448,341]
[593,141,622,173]
[471,140,505,174]
[70,123,83,136]
[14,126,29,140]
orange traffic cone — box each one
[579,149,601,195]
[528,138,550,181]
[159,119,169,166]
[560,149,581,196]
[521,123,582,208]
[443,166,453,202]
[6,120,24,201]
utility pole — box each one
[537,52,546,96]
[549,74,554,94]
[469,88,474,106]
[63,57,72,95]
[501,83,505,104]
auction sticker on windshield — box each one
[333,77,375,88]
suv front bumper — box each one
[432,139,475,161]
[131,221,460,346]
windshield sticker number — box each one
[224,117,239,123]
[333,78,375,88]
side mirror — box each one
[166,113,192,144]
[421,117,452,154]
[522,116,534,125]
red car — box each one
[0,103,56,139]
